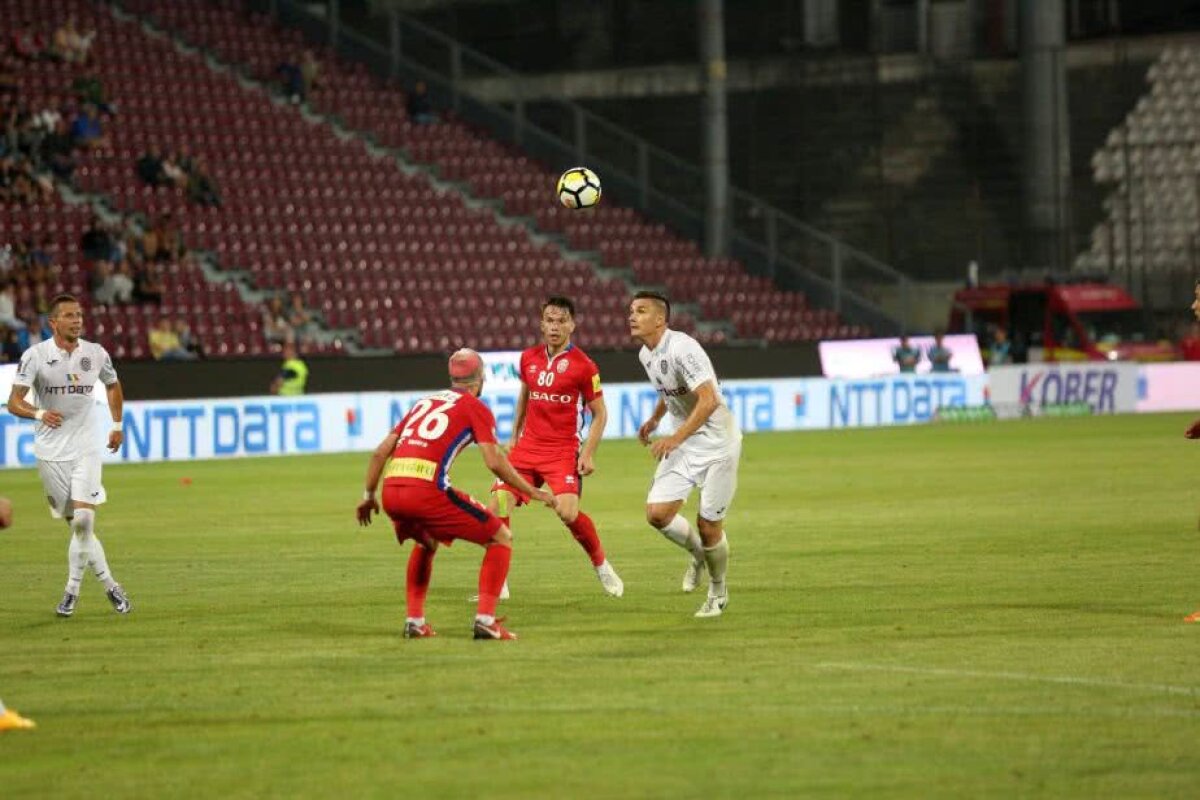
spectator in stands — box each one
[15,311,44,351]
[988,326,1012,366]
[0,327,20,363]
[148,317,196,361]
[69,103,107,150]
[143,214,185,263]
[186,155,221,207]
[72,74,113,115]
[1182,321,1200,362]
[262,296,292,344]
[12,22,47,61]
[406,81,437,125]
[0,280,23,330]
[286,292,313,340]
[136,146,166,186]
[270,342,309,396]
[31,98,63,136]
[91,259,133,306]
[892,335,920,373]
[133,260,164,305]
[161,148,188,188]
[81,215,115,263]
[41,117,77,179]
[301,50,322,99]
[928,330,954,373]
[51,17,94,65]
[174,318,205,359]
[276,58,305,104]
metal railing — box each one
[256,0,913,334]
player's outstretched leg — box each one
[404,543,438,638]
[694,518,729,619]
[473,527,517,640]
[646,504,706,592]
[0,697,36,732]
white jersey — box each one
[13,338,118,462]
[639,329,740,456]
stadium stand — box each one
[4,0,866,361]
[1078,45,1200,277]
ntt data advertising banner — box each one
[988,363,1139,414]
[0,371,987,469]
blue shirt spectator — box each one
[893,336,921,373]
[928,333,954,373]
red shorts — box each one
[491,445,581,506]
[382,481,503,546]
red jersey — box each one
[516,344,602,455]
[385,388,497,490]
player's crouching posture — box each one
[6,295,131,617]
[629,291,741,618]
[356,349,558,640]
[489,296,622,598]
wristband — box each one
[363,490,374,501]
[34,409,45,421]
[112,421,123,432]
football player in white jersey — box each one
[629,291,741,618]
[6,294,131,617]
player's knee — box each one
[491,525,513,547]
[645,506,673,529]
[696,517,723,545]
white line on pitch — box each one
[813,662,1200,696]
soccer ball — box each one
[557,167,602,210]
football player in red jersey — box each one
[356,349,557,640]
[489,296,624,597]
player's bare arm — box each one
[649,381,720,461]
[356,432,399,525]
[509,384,530,449]
[638,397,667,445]
[578,396,607,476]
[6,385,64,428]
[105,381,124,453]
[479,443,558,511]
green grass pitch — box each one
[1,412,1198,798]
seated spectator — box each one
[69,103,107,149]
[134,261,164,304]
[174,318,205,359]
[262,296,293,343]
[287,291,313,336]
[71,75,111,113]
[12,22,47,61]
[41,118,77,179]
[15,312,44,351]
[148,318,196,361]
[161,149,188,188]
[186,155,221,207]
[142,214,185,263]
[51,17,94,65]
[406,81,437,125]
[90,260,133,305]
[300,50,322,99]
[0,327,20,363]
[135,146,166,186]
[276,59,305,104]
[80,215,115,262]
[0,280,24,330]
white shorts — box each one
[37,455,106,519]
[646,439,741,522]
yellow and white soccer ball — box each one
[556,166,602,210]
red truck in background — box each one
[949,281,1178,364]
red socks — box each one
[567,512,606,567]
[477,543,512,617]
[406,544,436,619]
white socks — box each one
[476,614,495,626]
[704,533,729,596]
[406,617,426,627]
[655,514,705,563]
[65,509,118,594]
[66,510,94,594]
